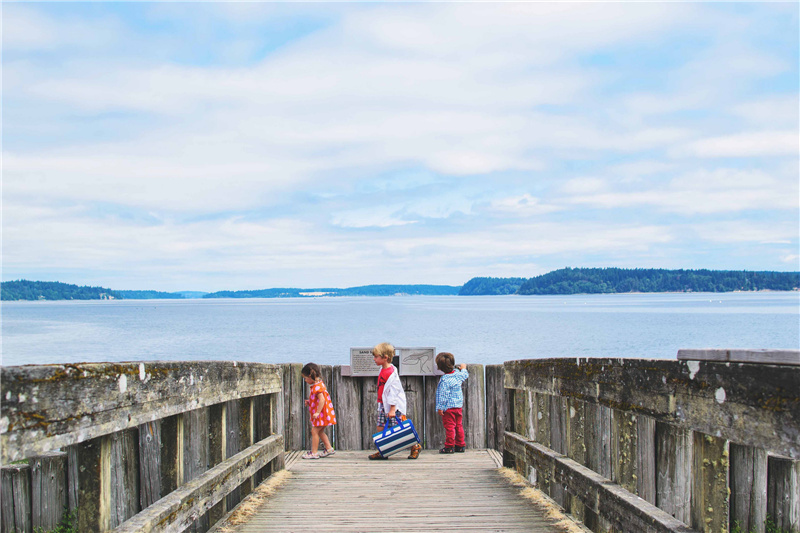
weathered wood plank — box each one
[1,362,282,464]
[31,451,67,533]
[113,435,283,533]
[505,431,696,533]
[72,436,103,532]
[767,456,800,532]
[730,443,767,533]
[637,415,657,505]
[656,422,693,524]
[225,400,242,511]
[678,349,800,366]
[421,376,438,450]
[485,365,504,452]
[611,409,638,494]
[462,364,486,450]
[504,358,800,459]
[281,363,304,452]
[691,432,728,533]
[182,408,210,532]
[566,397,587,523]
[1,463,31,533]
[103,428,139,530]
[138,421,161,509]
[331,366,361,450]
[360,378,377,450]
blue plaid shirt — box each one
[435,369,469,411]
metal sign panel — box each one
[350,347,381,377]
[398,347,439,376]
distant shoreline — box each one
[2,268,798,301]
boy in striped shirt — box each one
[435,352,469,454]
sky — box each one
[2,2,799,292]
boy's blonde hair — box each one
[436,352,455,373]
[372,342,395,362]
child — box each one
[301,363,337,459]
[368,342,422,460]
[435,352,469,453]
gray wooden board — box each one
[504,358,800,459]
[230,450,576,532]
[678,349,800,366]
[1,361,282,464]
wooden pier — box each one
[225,449,570,533]
[1,350,798,533]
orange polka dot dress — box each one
[309,380,337,427]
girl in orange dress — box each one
[301,362,337,459]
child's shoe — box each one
[301,451,319,459]
[319,448,335,457]
[368,451,387,460]
[454,446,465,453]
[408,443,421,459]
[439,446,454,454]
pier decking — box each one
[227,450,571,533]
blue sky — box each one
[3,2,798,291]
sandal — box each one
[408,444,421,459]
[319,448,335,457]
[301,451,320,459]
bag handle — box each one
[382,414,405,431]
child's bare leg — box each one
[310,426,321,454]
[319,428,333,452]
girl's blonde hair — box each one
[301,362,321,380]
[372,342,395,361]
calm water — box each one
[1,292,798,367]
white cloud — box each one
[488,194,561,216]
[561,178,606,195]
[676,131,799,158]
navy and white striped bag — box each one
[372,417,421,457]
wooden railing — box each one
[3,353,797,533]
[278,363,488,451]
[1,362,284,533]
[501,351,799,533]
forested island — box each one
[459,268,800,295]
[2,269,798,300]
[0,280,121,301]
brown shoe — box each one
[408,444,421,459]
[368,451,387,460]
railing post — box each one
[656,422,693,524]
[767,456,800,532]
[208,403,226,524]
[70,437,103,532]
[282,363,305,451]
[332,366,362,450]
[730,443,767,533]
[691,432,729,533]
[637,415,657,505]
[463,364,486,450]
[102,428,139,530]
[1,463,32,533]
[138,421,162,510]
[181,408,210,532]
[31,451,67,532]
[424,376,444,450]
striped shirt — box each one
[435,368,469,411]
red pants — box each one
[441,408,465,447]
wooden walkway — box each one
[229,450,568,532]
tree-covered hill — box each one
[458,277,527,295]
[460,268,800,296]
[1,280,122,301]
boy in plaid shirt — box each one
[435,352,469,453]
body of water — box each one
[1,292,798,367]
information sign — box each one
[398,347,439,376]
[350,347,381,377]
